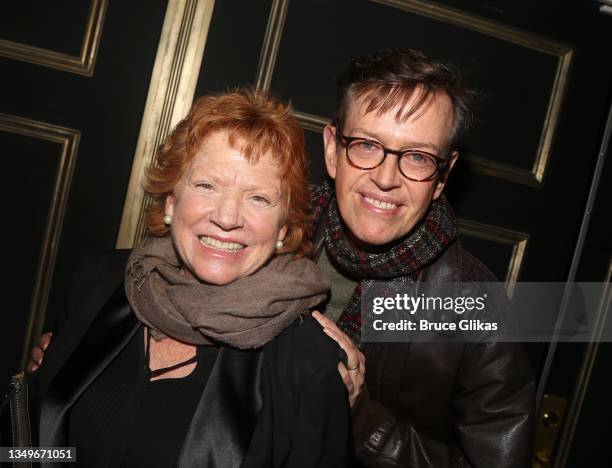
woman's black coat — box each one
[34,250,352,467]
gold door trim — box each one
[371,0,573,187]
[371,0,570,53]
[457,218,529,296]
[0,113,80,370]
[116,0,216,248]
[294,110,330,133]
[257,0,572,188]
[255,0,290,90]
[0,0,108,77]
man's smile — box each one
[362,195,400,210]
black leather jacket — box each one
[33,251,352,467]
[314,232,535,468]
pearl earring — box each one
[276,240,283,250]
[163,214,173,226]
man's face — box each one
[323,91,458,247]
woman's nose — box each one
[211,194,243,231]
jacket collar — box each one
[177,347,263,467]
[39,286,139,447]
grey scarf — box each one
[125,236,330,349]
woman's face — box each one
[165,130,287,285]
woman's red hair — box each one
[144,88,311,256]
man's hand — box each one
[26,331,53,372]
[312,311,365,407]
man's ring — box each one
[346,362,360,371]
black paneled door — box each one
[0,0,167,383]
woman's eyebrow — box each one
[188,171,281,196]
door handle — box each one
[533,394,567,467]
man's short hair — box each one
[334,48,474,150]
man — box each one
[30,48,534,467]
[310,48,534,467]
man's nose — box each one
[371,153,402,190]
[211,194,243,231]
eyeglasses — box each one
[338,133,449,182]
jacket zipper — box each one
[9,372,32,468]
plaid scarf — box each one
[310,180,457,347]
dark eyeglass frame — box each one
[338,133,450,182]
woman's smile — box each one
[197,235,246,252]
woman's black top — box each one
[68,324,219,467]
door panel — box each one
[0,0,168,383]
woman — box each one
[32,89,352,467]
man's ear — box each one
[323,125,339,179]
[433,150,459,200]
[165,194,175,217]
